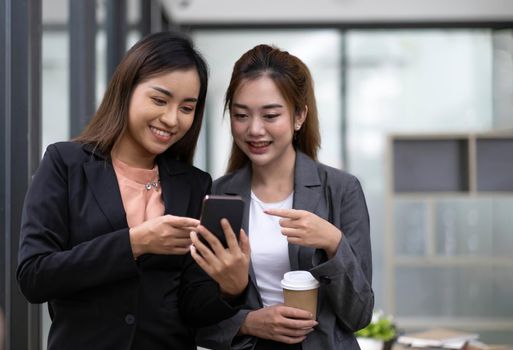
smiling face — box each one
[230,75,305,170]
[112,68,200,168]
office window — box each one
[42,0,69,151]
[42,32,69,151]
[346,29,513,344]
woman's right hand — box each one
[190,219,250,298]
[129,214,199,258]
[239,305,318,344]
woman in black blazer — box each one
[16,31,250,350]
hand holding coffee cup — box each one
[281,271,320,319]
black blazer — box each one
[16,142,238,350]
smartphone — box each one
[199,195,245,248]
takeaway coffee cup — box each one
[281,271,320,319]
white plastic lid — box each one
[280,271,320,291]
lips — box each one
[247,141,271,148]
[246,141,271,154]
[150,126,174,141]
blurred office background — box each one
[1,0,512,349]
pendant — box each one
[145,179,160,191]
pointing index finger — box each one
[264,208,301,219]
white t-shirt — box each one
[249,191,293,307]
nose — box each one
[248,116,265,136]
[159,107,178,128]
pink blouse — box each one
[112,157,165,228]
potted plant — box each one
[355,310,397,350]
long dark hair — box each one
[225,44,320,172]
[74,31,208,165]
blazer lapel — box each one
[133,156,191,266]
[82,149,193,232]
[158,156,190,217]
[289,152,322,270]
[224,154,323,285]
[220,164,252,232]
[83,150,128,231]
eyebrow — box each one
[151,86,198,103]
[151,86,172,97]
[232,103,283,110]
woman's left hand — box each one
[190,219,250,298]
[265,208,342,258]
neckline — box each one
[112,157,159,185]
[251,191,293,206]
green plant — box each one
[355,311,397,342]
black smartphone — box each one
[199,195,245,248]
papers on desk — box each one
[397,328,479,349]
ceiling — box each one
[42,0,513,27]
[161,0,513,25]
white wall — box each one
[163,0,513,24]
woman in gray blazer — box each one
[192,44,374,350]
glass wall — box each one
[346,29,513,344]
[42,0,69,152]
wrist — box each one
[219,278,248,299]
[129,227,146,258]
[324,228,342,258]
[238,311,253,335]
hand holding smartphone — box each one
[199,195,244,248]
[192,195,250,297]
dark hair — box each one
[224,44,320,172]
[74,31,208,165]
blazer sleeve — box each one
[195,309,255,350]
[309,175,374,332]
[16,145,139,303]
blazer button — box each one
[125,314,135,325]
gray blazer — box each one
[196,151,374,350]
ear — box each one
[294,105,308,131]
